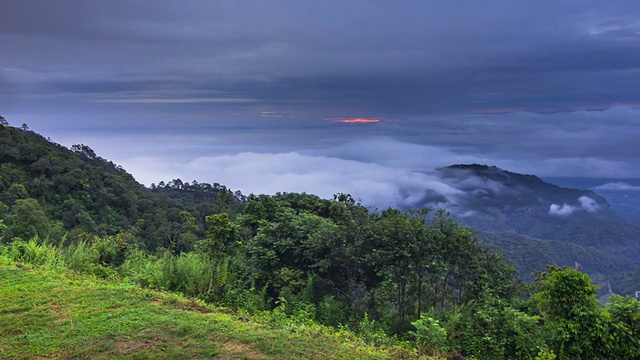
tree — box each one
[0,219,6,239]
[160,210,198,253]
[71,144,97,159]
[425,210,484,310]
[1,183,28,205]
[200,213,239,294]
[606,295,640,359]
[374,208,423,328]
[535,266,611,359]
[0,115,7,126]
[6,198,51,241]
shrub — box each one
[410,314,449,356]
[359,313,392,347]
[317,295,349,328]
[22,238,52,265]
[449,299,545,360]
[606,295,640,359]
[91,232,131,266]
[150,250,177,291]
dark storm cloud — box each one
[3,0,640,206]
[3,0,640,117]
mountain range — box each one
[430,164,640,290]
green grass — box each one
[0,265,420,359]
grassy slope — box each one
[0,265,411,360]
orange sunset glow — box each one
[328,118,380,123]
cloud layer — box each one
[118,151,468,209]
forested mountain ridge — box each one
[438,165,640,252]
[0,123,242,251]
[432,164,640,291]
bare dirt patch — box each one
[115,340,153,355]
[150,298,163,306]
[219,341,266,359]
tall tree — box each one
[200,213,239,294]
[375,208,422,327]
[535,266,611,359]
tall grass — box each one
[1,238,267,313]
[0,237,61,269]
[1,237,294,314]
[174,252,210,297]
[120,248,215,298]
[64,240,99,271]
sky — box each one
[2,1,640,208]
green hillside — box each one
[0,264,403,360]
[0,124,242,251]
[610,266,640,297]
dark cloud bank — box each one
[2,1,640,210]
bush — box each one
[91,232,131,266]
[358,313,392,347]
[317,295,349,328]
[22,238,53,265]
[410,314,449,356]
[3,237,60,268]
[150,250,178,291]
[449,299,544,360]
[61,239,117,279]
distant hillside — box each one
[544,176,640,227]
[479,231,636,284]
[610,265,640,297]
[435,164,640,261]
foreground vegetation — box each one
[3,222,640,359]
[0,263,420,359]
